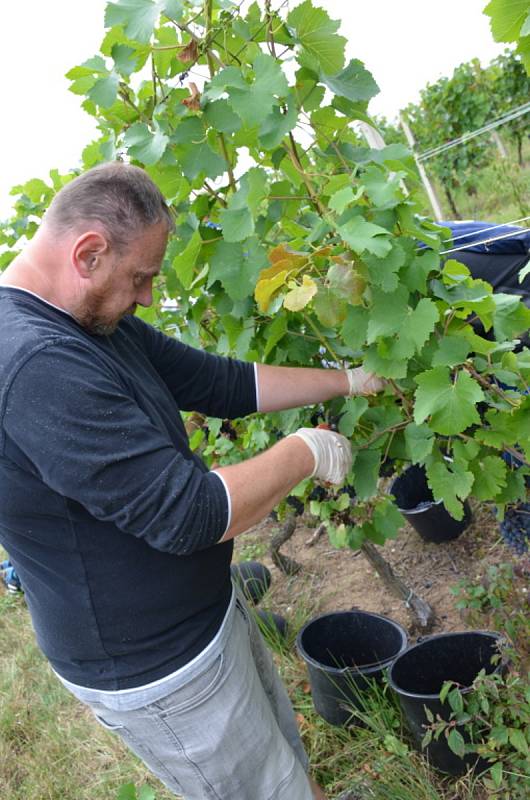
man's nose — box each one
[136,284,153,307]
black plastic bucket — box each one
[230,560,271,605]
[390,464,472,543]
[296,610,408,726]
[255,609,288,641]
[388,631,503,775]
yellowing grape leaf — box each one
[283,275,318,311]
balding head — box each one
[44,162,174,250]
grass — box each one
[0,588,175,800]
[1,552,527,800]
[415,140,530,224]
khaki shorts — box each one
[85,593,313,800]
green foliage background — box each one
[1,0,530,549]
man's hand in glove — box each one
[345,366,385,397]
[288,427,352,485]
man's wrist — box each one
[281,433,316,479]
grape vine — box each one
[1,0,529,551]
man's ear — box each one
[71,231,110,279]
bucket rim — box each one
[387,630,505,701]
[395,499,444,514]
[296,609,408,676]
[388,466,444,513]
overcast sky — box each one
[0,0,505,217]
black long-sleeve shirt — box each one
[0,287,257,689]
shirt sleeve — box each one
[130,318,258,418]
[1,341,230,556]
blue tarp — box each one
[439,220,530,255]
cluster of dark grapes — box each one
[500,503,530,555]
[285,495,305,516]
[220,420,238,441]
[283,484,357,518]
[379,458,395,478]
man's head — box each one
[42,162,174,335]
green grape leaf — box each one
[361,165,403,208]
[401,298,439,352]
[203,100,242,134]
[209,240,264,301]
[171,117,226,181]
[469,455,507,501]
[321,58,379,102]
[327,523,349,548]
[353,449,380,500]
[220,315,254,359]
[367,286,410,342]
[324,174,351,195]
[287,0,346,75]
[105,0,160,43]
[329,187,356,214]
[425,458,473,520]
[162,0,184,21]
[492,293,530,340]
[414,367,484,435]
[263,315,288,358]
[202,66,246,102]
[112,43,141,76]
[404,423,435,463]
[402,249,440,294]
[363,346,408,380]
[177,141,226,182]
[294,68,326,111]
[145,165,187,200]
[123,122,169,164]
[219,206,254,243]
[171,230,202,290]
[313,287,346,327]
[227,53,288,127]
[338,397,369,437]
[372,498,404,541]
[363,242,406,293]
[431,335,471,367]
[338,215,392,258]
[484,0,530,42]
[259,94,298,149]
[88,71,119,107]
[237,167,270,218]
[341,305,368,351]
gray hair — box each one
[44,162,174,250]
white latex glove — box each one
[345,367,385,396]
[289,427,353,484]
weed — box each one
[452,563,530,661]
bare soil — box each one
[234,499,513,641]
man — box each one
[0,163,382,800]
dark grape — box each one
[220,419,237,441]
[309,485,328,502]
[379,458,395,478]
[500,503,530,555]
[339,484,356,500]
[285,495,305,516]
